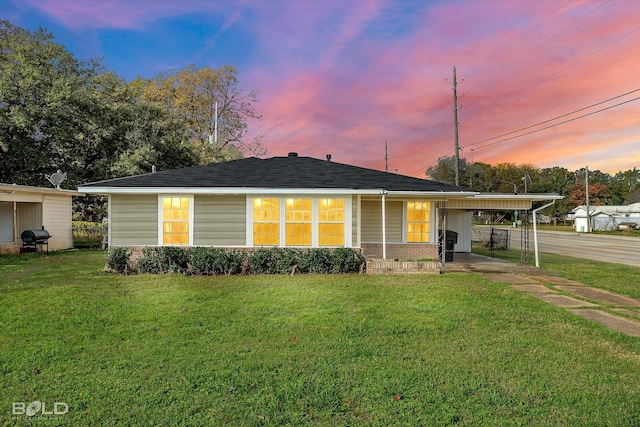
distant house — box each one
[0,183,82,254]
[572,203,640,232]
[78,154,561,262]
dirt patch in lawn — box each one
[571,309,640,337]
[555,286,640,307]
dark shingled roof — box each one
[79,155,468,192]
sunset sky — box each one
[5,0,640,177]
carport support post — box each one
[533,200,556,268]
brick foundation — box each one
[0,241,20,255]
[361,243,438,260]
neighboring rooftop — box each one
[573,203,640,215]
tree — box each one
[623,188,640,205]
[535,167,574,216]
[609,168,640,205]
[426,155,469,186]
[142,65,265,164]
[567,182,611,208]
[0,20,100,187]
[0,22,200,219]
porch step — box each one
[366,259,441,275]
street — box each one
[500,228,640,268]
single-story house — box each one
[0,183,82,254]
[572,203,640,232]
[78,153,561,263]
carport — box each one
[0,183,82,254]
[442,193,563,267]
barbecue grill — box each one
[20,229,52,252]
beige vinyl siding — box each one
[110,195,158,246]
[446,198,531,210]
[361,200,403,243]
[16,202,42,234]
[194,195,246,246]
[42,195,73,250]
[0,193,42,203]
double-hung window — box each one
[251,197,349,247]
[406,201,431,243]
[285,198,312,246]
[161,196,191,245]
[318,198,345,246]
[253,198,280,246]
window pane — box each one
[406,201,430,243]
[253,199,280,246]
[318,198,345,247]
[162,197,190,246]
[284,199,312,246]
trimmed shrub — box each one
[332,247,366,273]
[224,250,246,275]
[190,247,216,275]
[161,246,189,274]
[299,248,334,274]
[137,247,163,274]
[122,247,364,276]
[105,247,130,274]
[190,247,244,275]
[273,248,300,274]
[248,248,278,274]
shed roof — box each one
[572,203,640,215]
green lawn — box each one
[2,250,640,426]
[474,246,640,299]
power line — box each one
[463,88,640,149]
[462,0,569,82]
[460,1,543,81]
[494,22,640,108]
[470,0,611,92]
[467,95,640,152]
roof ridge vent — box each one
[288,152,298,157]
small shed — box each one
[572,203,640,232]
[0,183,82,254]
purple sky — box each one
[5,0,640,177]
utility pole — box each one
[214,101,218,144]
[209,102,218,145]
[452,66,460,186]
[522,173,530,193]
[385,140,388,172]
[585,166,590,232]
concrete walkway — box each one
[444,253,640,337]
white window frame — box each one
[158,194,194,246]
[247,195,352,247]
[403,201,435,244]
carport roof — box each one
[0,183,83,197]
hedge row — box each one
[105,247,366,275]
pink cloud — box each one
[22,0,640,176]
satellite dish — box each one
[46,170,66,189]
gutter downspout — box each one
[382,190,387,259]
[533,200,556,268]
